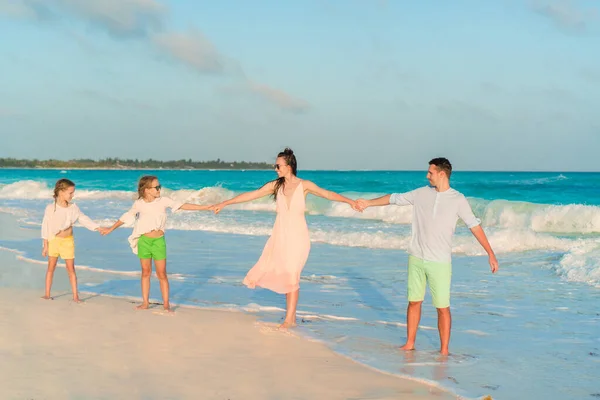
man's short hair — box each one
[429,157,452,179]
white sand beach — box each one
[0,213,457,400]
[0,287,457,400]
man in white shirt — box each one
[357,158,498,355]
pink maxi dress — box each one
[243,180,311,294]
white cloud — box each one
[58,0,165,37]
[533,0,598,32]
[0,0,166,37]
[1,0,310,113]
[152,31,224,74]
[152,30,310,112]
[248,82,309,113]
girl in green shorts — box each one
[103,175,211,312]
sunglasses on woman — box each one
[150,185,162,190]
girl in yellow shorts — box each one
[41,179,106,302]
[102,175,211,312]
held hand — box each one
[489,254,499,274]
[355,199,369,212]
[349,200,363,213]
[98,227,111,236]
[210,203,226,214]
[42,247,48,258]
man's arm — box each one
[357,190,418,211]
[470,225,498,273]
[357,194,391,209]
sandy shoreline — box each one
[0,286,457,400]
[0,213,457,400]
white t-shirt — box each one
[390,186,481,263]
[119,196,184,254]
[41,202,99,240]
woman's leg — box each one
[280,289,299,328]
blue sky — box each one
[0,0,598,171]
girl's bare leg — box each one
[42,256,59,299]
[64,259,81,302]
[280,289,299,329]
[137,258,152,309]
[154,259,172,312]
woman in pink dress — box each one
[211,148,360,328]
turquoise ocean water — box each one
[0,169,599,399]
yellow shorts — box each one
[48,236,75,260]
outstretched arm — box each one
[211,181,275,214]
[357,190,419,211]
[303,180,359,210]
[356,194,392,210]
[470,225,498,273]
[75,206,101,233]
[179,203,211,211]
[102,220,124,235]
[101,202,137,235]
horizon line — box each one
[0,167,598,173]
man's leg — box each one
[402,256,426,350]
[436,307,451,355]
[401,301,423,350]
[427,260,452,355]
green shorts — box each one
[138,235,167,260]
[407,255,452,308]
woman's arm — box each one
[211,181,275,214]
[303,180,359,210]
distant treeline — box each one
[0,157,272,170]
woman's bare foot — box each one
[278,320,297,330]
[135,303,150,310]
[163,305,174,313]
[72,298,83,303]
[399,343,415,351]
[41,295,53,300]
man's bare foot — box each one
[278,320,297,330]
[399,343,415,351]
[41,295,53,300]
[135,303,150,310]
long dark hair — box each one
[272,148,297,200]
